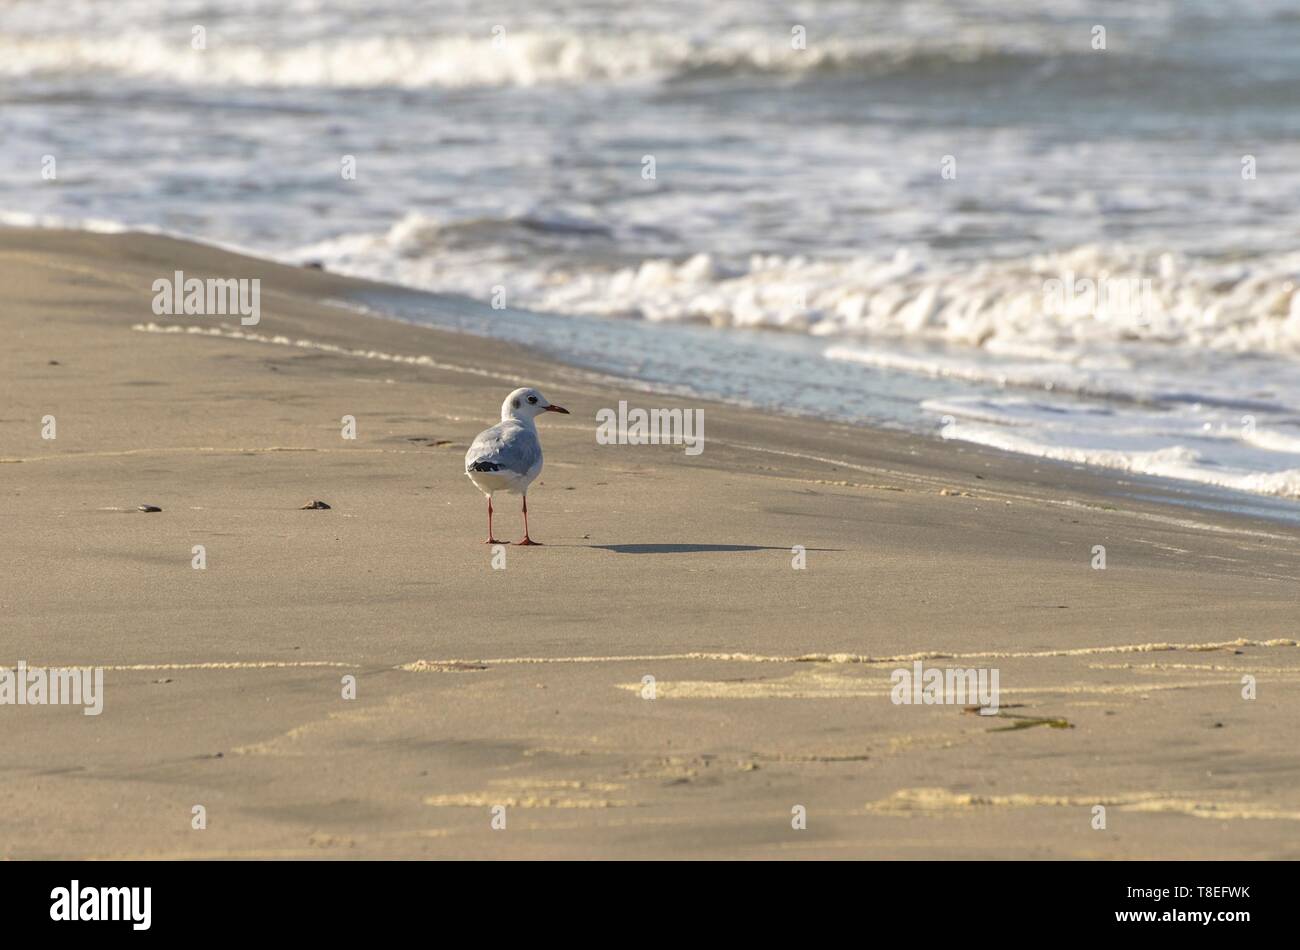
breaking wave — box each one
[0,30,1112,90]
[296,215,1300,357]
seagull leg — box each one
[517,494,540,545]
[484,495,503,544]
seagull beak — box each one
[544,404,570,414]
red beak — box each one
[544,404,570,414]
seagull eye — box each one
[527,395,538,404]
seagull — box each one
[464,387,569,545]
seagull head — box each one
[501,387,569,422]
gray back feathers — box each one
[464,420,542,476]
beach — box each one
[3,226,1298,858]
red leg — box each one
[517,494,540,545]
[484,496,503,544]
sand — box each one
[2,226,1299,859]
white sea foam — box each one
[569,245,1300,354]
[920,379,1300,499]
[927,414,1300,499]
[0,28,1066,89]
[0,210,130,234]
[299,218,1300,357]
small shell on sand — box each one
[137,505,163,512]
[300,500,331,510]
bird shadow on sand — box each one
[587,543,841,554]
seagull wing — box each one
[465,421,541,476]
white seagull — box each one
[464,387,569,545]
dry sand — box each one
[2,226,1299,858]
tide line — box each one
[396,637,1297,671]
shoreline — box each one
[29,217,1300,519]
[4,225,1300,859]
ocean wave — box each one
[0,209,131,234]
[0,29,1081,89]
[923,408,1300,500]
[987,434,1300,499]
[296,215,1300,358]
[537,245,1300,356]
